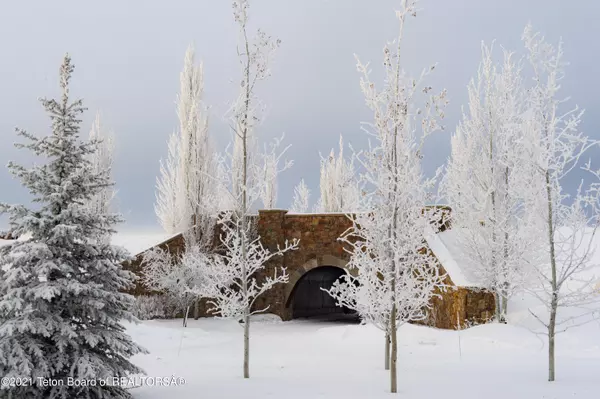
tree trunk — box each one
[548,295,557,381]
[501,166,510,324]
[494,293,502,322]
[385,331,390,370]
[244,313,250,379]
[390,305,398,393]
[545,169,558,382]
[183,305,190,328]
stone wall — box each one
[124,209,495,330]
[253,210,354,320]
[424,286,495,330]
[123,233,185,297]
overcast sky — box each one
[0,0,598,232]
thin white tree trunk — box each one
[244,312,250,379]
[494,293,502,322]
[489,120,503,323]
[240,27,252,380]
[548,297,557,381]
[385,331,390,370]
[183,305,190,328]
[545,170,558,382]
[501,166,510,323]
[390,304,398,393]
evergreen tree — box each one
[0,55,147,399]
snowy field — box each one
[120,228,600,398]
[4,230,599,398]
[127,313,600,399]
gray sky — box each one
[1,0,598,232]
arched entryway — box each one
[287,266,357,320]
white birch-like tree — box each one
[315,135,360,212]
[326,0,448,392]
[188,0,298,380]
[155,45,214,235]
[521,24,600,382]
[290,179,311,213]
[86,112,116,243]
[260,135,292,209]
[155,132,184,233]
[441,43,542,322]
[145,46,218,328]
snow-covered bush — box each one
[142,240,212,326]
[130,295,180,320]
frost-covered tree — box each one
[188,0,297,380]
[315,135,360,212]
[522,24,600,382]
[528,180,600,382]
[147,104,224,323]
[86,112,116,243]
[290,179,311,213]
[142,237,211,326]
[0,55,146,399]
[155,45,214,235]
[441,43,542,322]
[155,131,184,233]
[261,151,278,209]
[326,1,448,392]
[260,135,292,209]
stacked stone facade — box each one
[124,209,495,329]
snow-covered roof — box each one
[426,229,484,288]
[0,231,174,257]
[111,231,175,256]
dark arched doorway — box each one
[288,266,358,321]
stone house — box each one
[124,209,495,329]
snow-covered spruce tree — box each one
[441,43,542,322]
[188,0,297,380]
[86,112,116,244]
[155,44,214,235]
[326,1,448,393]
[0,55,146,399]
[522,24,600,382]
[289,179,311,213]
[315,135,360,212]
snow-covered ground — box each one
[127,313,600,399]
[4,229,599,398]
